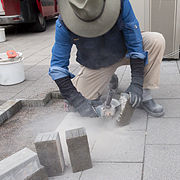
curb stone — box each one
[0,91,63,125]
[0,100,22,125]
[0,148,42,180]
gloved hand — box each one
[55,76,98,117]
[126,58,145,108]
[126,83,143,108]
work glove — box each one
[55,76,98,118]
[126,58,145,108]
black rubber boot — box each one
[141,99,164,117]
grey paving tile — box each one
[143,145,180,180]
[125,108,147,131]
[13,81,57,100]
[37,56,51,66]
[69,64,79,73]
[25,65,49,81]
[147,118,180,145]
[119,79,130,92]
[0,92,17,101]
[0,101,5,105]
[23,55,48,66]
[81,163,142,180]
[115,65,127,83]
[48,167,81,180]
[149,99,180,118]
[152,84,180,99]
[34,46,52,57]
[160,61,179,74]
[92,131,145,162]
[159,74,180,85]
[0,80,35,93]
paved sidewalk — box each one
[0,20,79,104]
[1,20,180,180]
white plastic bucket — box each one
[0,28,6,42]
[0,52,25,85]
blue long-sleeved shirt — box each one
[49,0,148,80]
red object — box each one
[36,0,43,14]
[1,0,4,10]
[0,0,59,29]
[3,0,20,16]
[6,50,18,58]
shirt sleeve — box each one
[120,0,148,65]
[49,19,74,80]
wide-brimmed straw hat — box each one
[59,0,121,38]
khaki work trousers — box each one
[72,32,166,100]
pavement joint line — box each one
[92,161,143,164]
[148,115,180,118]
[154,98,180,100]
[148,117,180,119]
[79,171,83,180]
[146,144,180,146]
[141,107,149,180]
[0,91,63,125]
[176,61,180,74]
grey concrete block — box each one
[146,117,180,145]
[0,148,41,180]
[34,132,65,177]
[0,100,22,125]
[24,166,48,180]
[81,163,142,180]
[66,127,92,173]
[144,145,180,180]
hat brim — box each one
[59,0,121,38]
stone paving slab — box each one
[13,76,57,100]
[143,145,180,180]
[0,148,41,180]
[48,167,81,180]
[159,74,180,85]
[0,81,35,93]
[80,163,142,180]
[126,108,147,131]
[160,61,179,74]
[0,92,17,101]
[146,117,180,145]
[92,131,145,162]
[56,112,146,166]
[152,84,180,99]
[149,99,180,118]
[25,65,49,81]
